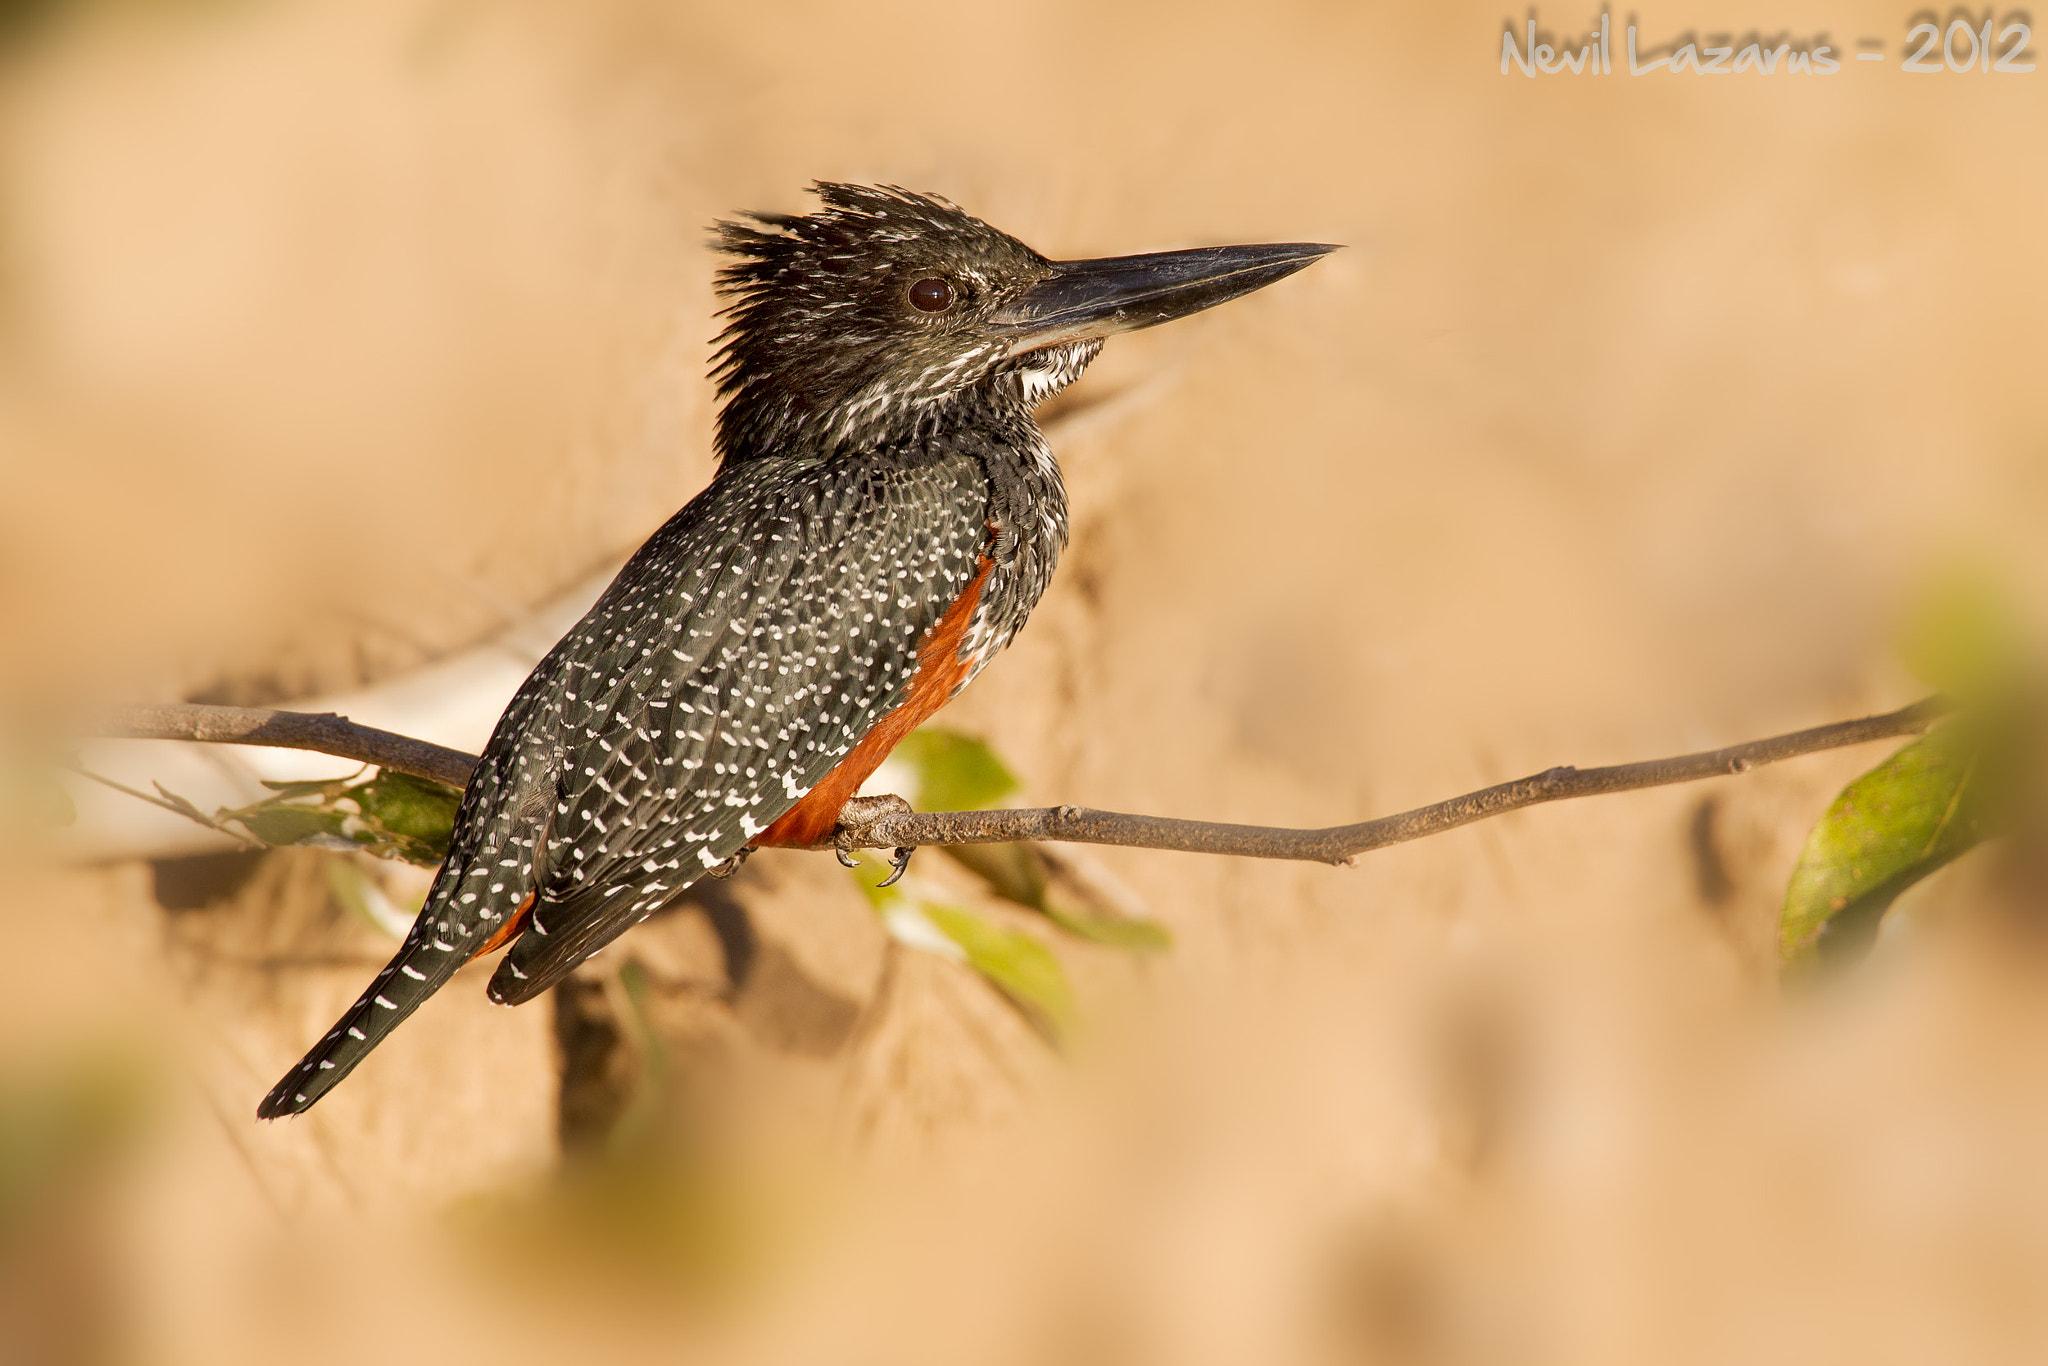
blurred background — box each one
[2,0,2047,1361]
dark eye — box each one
[908,277,955,313]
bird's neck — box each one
[713,341,1102,469]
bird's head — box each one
[711,183,1334,462]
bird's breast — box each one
[959,424,1068,674]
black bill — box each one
[989,241,1339,356]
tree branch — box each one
[90,697,1948,865]
[95,704,478,788]
[843,697,1950,864]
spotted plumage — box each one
[258,184,1333,1118]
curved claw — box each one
[877,846,914,888]
[835,847,860,869]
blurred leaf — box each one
[847,855,958,952]
[1897,564,2035,704]
[217,768,461,866]
[454,1090,776,1299]
[1780,719,2001,964]
[848,852,1074,1037]
[605,961,671,1159]
[846,852,899,914]
[1040,899,1173,952]
[922,903,1076,1037]
[0,1049,151,1246]
[942,842,1046,906]
[895,727,1019,813]
[899,733,1170,954]
[942,842,1170,952]
[879,901,970,961]
[851,728,1157,1015]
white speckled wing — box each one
[258,447,992,1115]
[488,449,991,1003]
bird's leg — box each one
[831,792,915,871]
[707,846,754,879]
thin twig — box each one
[88,697,1948,865]
[66,763,265,851]
[845,698,1950,863]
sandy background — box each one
[2,0,2046,1361]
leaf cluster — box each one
[1781,569,2042,965]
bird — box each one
[258,183,1334,1118]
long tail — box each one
[255,881,533,1119]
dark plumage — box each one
[259,184,1333,1118]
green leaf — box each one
[921,902,1076,1038]
[216,769,462,866]
[231,800,353,850]
[942,837,1171,953]
[894,728,1019,813]
[351,770,461,852]
[846,852,1077,1037]
[258,774,366,799]
[1780,719,1999,964]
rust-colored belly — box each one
[755,556,994,849]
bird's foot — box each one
[831,793,914,870]
[707,846,755,880]
[878,845,915,888]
